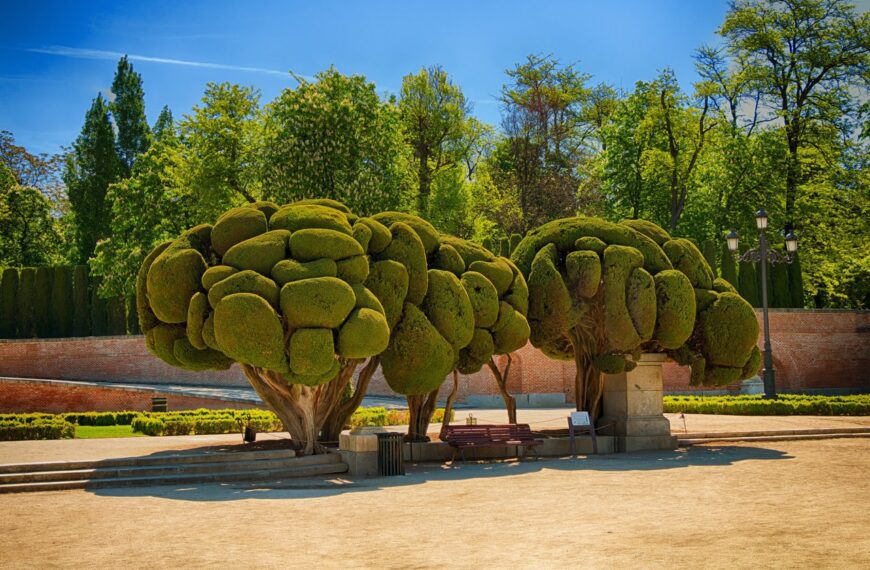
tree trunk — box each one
[439,370,461,440]
[320,357,380,442]
[241,360,360,455]
[486,356,517,424]
[406,390,439,442]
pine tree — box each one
[64,94,122,263]
[720,241,738,288]
[788,252,805,308]
[111,56,151,173]
[152,106,174,142]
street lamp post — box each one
[726,209,798,400]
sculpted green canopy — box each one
[512,216,760,417]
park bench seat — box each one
[442,424,543,461]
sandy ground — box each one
[1,438,868,569]
[2,411,869,465]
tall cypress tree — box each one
[720,241,738,289]
[72,265,91,337]
[769,255,790,309]
[111,56,151,174]
[152,105,174,142]
[701,240,717,273]
[738,251,760,307]
[0,268,18,338]
[788,252,805,308]
[64,94,122,263]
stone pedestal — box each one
[597,353,677,452]
[339,426,387,477]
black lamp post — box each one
[726,209,798,399]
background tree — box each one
[110,55,151,174]
[262,69,412,215]
[0,185,61,266]
[720,0,870,231]
[180,83,262,219]
[63,94,122,263]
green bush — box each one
[51,266,73,337]
[17,267,36,338]
[663,394,870,416]
[33,267,53,338]
[0,418,75,440]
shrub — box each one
[33,267,53,338]
[72,265,91,336]
[663,394,870,416]
[0,268,18,338]
[0,418,75,441]
[51,266,74,337]
[16,267,36,338]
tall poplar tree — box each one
[63,94,122,262]
[111,55,151,174]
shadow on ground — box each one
[90,444,792,502]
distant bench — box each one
[442,424,543,462]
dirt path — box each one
[1,438,868,569]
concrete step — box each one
[0,454,341,485]
[0,447,313,475]
[0,461,348,494]
[677,427,870,440]
[680,432,870,445]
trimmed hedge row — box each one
[0,407,456,440]
[0,418,76,441]
[663,394,870,416]
[0,265,135,339]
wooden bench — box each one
[442,424,543,462]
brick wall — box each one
[1,310,867,406]
[0,378,260,414]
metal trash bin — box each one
[151,397,167,412]
[377,432,405,476]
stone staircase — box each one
[0,449,348,494]
[677,427,870,445]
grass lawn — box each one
[74,425,145,439]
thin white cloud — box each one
[26,45,308,80]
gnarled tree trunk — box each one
[242,360,361,455]
[439,370,461,440]
[320,356,380,442]
[486,355,517,424]
[406,390,439,442]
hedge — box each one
[0,418,75,441]
[0,407,457,440]
[663,394,870,416]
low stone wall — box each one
[0,378,258,414]
[0,310,866,406]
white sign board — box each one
[570,411,591,427]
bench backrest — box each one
[444,424,536,443]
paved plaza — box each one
[1,438,868,568]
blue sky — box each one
[0,0,736,156]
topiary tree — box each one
[0,268,18,338]
[701,239,717,272]
[138,199,392,455]
[362,213,530,441]
[512,217,760,419]
[509,233,522,256]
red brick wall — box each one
[0,336,248,387]
[0,379,260,414]
[1,310,867,405]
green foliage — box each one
[262,68,412,215]
[719,242,737,289]
[16,268,35,338]
[33,267,53,338]
[51,266,73,337]
[0,418,75,441]
[110,56,151,173]
[72,265,91,336]
[0,268,18,338]
[663,394,870,416]
[788,252,805,308]
[64,94,122,263]
[0,185,61,266]
[737,256,760,307]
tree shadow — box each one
[89,443,792,502]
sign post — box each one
[568,411,597,456]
